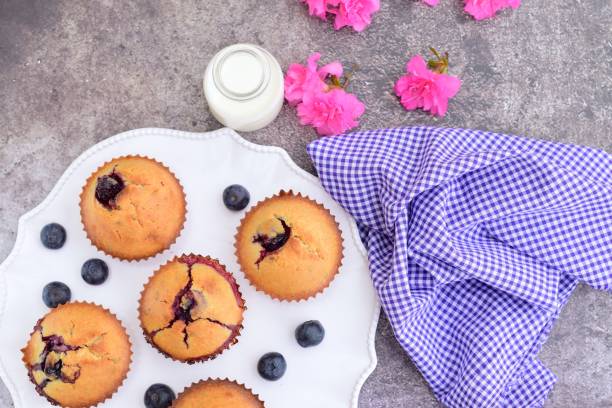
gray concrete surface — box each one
[0,1,611,407]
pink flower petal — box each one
[406,55,431,77]
[307,52,322,71]
[435,74,462,99]
[284,63,309,105]
[319,61,343,78]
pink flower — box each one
[394,55,461,117]
[328,0,380,32]
[300,0,329,19]
[464,0,521,20]
[285,52,365,136]
[422,0,439,6]
[297,88,365,136]
[284,53,343,106]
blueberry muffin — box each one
[172,379,264,407]
[139,254,245,363]
[21,302,131,408]
[235,190,343,301]
[80,156,186,260]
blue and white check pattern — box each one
[307,127,612,408]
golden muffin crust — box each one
[139,254,245,363]
[21,302,132,408]
[80,156,186,260]
[235,191,343,301]
[172,379,264,408]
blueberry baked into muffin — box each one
[172,379,264,407]
[80,156,186,260]
[139,254,245,363]
[21,302,132,408]
[235,190,343,301]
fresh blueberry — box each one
[81,258,109,285]
[257,352,286,381]
[144,383,176,408]
[42,282,71,308]
[223,185,250,211]
[295,320,325,347]
[40,223,66,249]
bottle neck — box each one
[212,46,271,101]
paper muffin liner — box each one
[79,155,187,262]
[138,254,246,364]
[234,189,345,302]
[20,301,133,408]
[172,378,265,407]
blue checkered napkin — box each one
[307,127,612,408]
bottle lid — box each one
[212,45,271,101]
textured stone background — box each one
[0,0,611,407]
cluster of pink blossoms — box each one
[301,0,521,28]
[285,53,365,136]
[299,0,381,32]
[285,50,461,135]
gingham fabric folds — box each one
[307,127,612,408]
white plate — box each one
[0,128,379,408]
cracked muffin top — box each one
[235,191,343,301]
[21,302,132,408]
[172,379,264,408]
[80,156,186,260]
[139,254,245,363]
